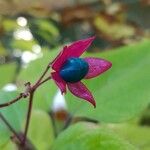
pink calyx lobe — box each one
[51,72,66,94]
[84,57,112,79]
[67,82,96,107]
[52,36,95,72]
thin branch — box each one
[0,65,51,109]
[32,64,51,90]
[22,92,34,145]
[0,113,22,143]
[49,111,58,138]
[36,76,51,89]
[62,115,73,130]
[0,94,23,108]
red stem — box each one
[0,63,51,108]
[22,91,34,145]
[32,65,50,90]
[0,94,23,108]
[35,76,51,89]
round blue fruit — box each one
[59,57,89,83]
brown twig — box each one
[21,64,51,145]
[32,64,51,90]
[22,91,34,145]
[36,76,51,89]
[0,62,51,109]
[0,94,23,108]
[0,113,22,143]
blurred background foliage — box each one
[0,0,150,149]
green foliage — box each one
[112,124,150,150]
[0,130,10,148]
[66,40,150,122]
[52,122,136,150]
[0,63,16,88]
[0,141,16,150]
[0,91,27,131]
[27,110,54,150]
[0,91,27,148]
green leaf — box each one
[52,122,136,150]
[112,124,150,150]
[0,63,16,88]
[0,130,10,148]
[27,110,54,150]
[66,40,150,122]
[0,141,16,150]
[0,91,27,146]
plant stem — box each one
[21,67,51,145]
[49,111,58,138]
[0,113,22,143]
[0,63,51,109]
[62,115,73,130]
[0,63,52,146]
[32,65,50,90]
[0,94,23,108]
[36,76,51,89]
[22,91,34,145]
